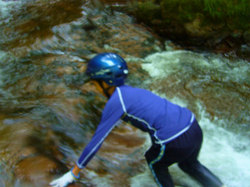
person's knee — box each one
[178,161,191,172]
[178,160,201,174]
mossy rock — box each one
[127,0,250,52]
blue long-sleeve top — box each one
[77,85,194,169]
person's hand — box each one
[50,170,79,187]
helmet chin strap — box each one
[97,80,111,98]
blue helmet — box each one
[86,53,128,86]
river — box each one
[0,0,249,187]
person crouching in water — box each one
[50,53,225,187]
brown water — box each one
[0,0,249,187]
[0,0,159,186]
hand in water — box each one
[50,170,79,187]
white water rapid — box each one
[139,49,250,187]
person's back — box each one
[117,85,194,144]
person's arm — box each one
[50,118,122,187]
[76,121,120,166]
[50,89,125,186]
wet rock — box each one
[243,30,250,44]
[82,123,147,186]
[236,44,250,61]
[45,96,87,123]
[14,155,59,185]
[0,0,84,49]
[184,16,214,37]
[100,124,146,154]
[0,121,36,164]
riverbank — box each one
[100,0,250,61]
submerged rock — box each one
[15,155,59,185]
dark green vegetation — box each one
[131,0,249,29]
[129,0,250,51]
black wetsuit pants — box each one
[145,119,223,187]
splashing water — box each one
[198,103,250,187]
[141,49,250,187]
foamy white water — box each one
[198,104,250,187]
[0,0,21,21]
[142,50,249,83]
[0,51,7,88]
[0,0,11,19]
[0,51,15,98]
[139,50,250,187]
